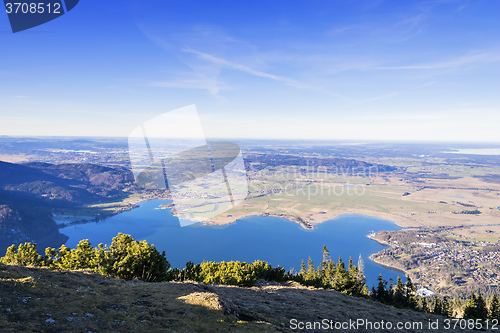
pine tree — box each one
[489,294,500,321]
[388,278,394,302]
[375,274,388,302]
[441,297,452,318]
[319,246,329,280]
[0,243,43,267]
[361,284,369,296]
[476,294,488,320]
[404,275,417,310]
[299,256,319,286]
[307,256,315,274]
[453,296,463,316]
[321,245,330,264]
[346,256,362,295]
[463,293,487,320]
[421,297,429,313]
[0,245,18,264]
[319,246,335,288]
[333,256,348,292]
[433,297,442,316]
[300,259,306,276]
[393,276,405,307]
[464,294,477,319]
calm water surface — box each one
[61,200,404,287]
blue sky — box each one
[1,0,500,142]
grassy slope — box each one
[1,263,466,333]
[0,263,276,333]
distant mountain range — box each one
[0,161,135,251]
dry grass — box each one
[1,264,469,332]
[0,263,279,332]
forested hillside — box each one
[0,161,136,251]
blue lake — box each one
[60,200,404,288]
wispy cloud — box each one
[183,48,362,102]
[347,113,447,122]
[138,24,361,101]
[182,47,305,89]
[149,76,229,95]
[375,51,500,71]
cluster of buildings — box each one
[376,233,500,292]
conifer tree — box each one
[441,297,452,318]
[433,297,442,316]
[319,246,335,288]
[306,256,317,284]
[421,297,429,313]
[463,293,488,320]
[388,278,394,302]
[346,257,355,294]
[333,256,348,292]
[464,293,478,319]
[476,294,488,320]
[361,284,369,296]
[375,274,388,302]
[489,294,500,321]
[393,276,405,307]
[463,293,487,320]
[404,275,417,310]
[453,296,463,316]
[321,245,330,264]
[300,259,306,276]
[0,243,43,267]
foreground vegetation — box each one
[2,233,500,322]
[0,235,366,293]
[0,262,278,332]
[3,263,475,333]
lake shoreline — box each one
[368,254,408,277]
[195,203,415,230]
[62,195,405,232]
[366,233,408,277]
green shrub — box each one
[44,240,99,271]
[97,233,169,282]
[170,259,288,287]
[1,233,170,282]
[0,242,43,267]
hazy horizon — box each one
[3,135,500,146]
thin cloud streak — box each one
[182,47,355,102]
[183,48,304,88]
[374,52,500,71]
[150,77,230,95]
